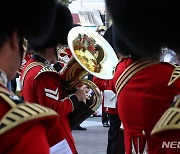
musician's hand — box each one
[82,85,91,100]
[82,85,90,93]
[74,88,88,102]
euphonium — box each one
[59,26,119,129]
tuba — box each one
[59,26,119,130]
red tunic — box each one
[0,84,58,154]
[17,52,33,77]
[21,58,78,154]
[151,95,180,142]
[114,58,180,154]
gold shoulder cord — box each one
[0,92,57,135]
[151,96,180,135]
[34,65,59,79]
[115,59,159,96]
[21,61,58,87]
[21,62,44,87]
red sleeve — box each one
[93,76,107,91]
[34,73,75,116]
[106,79,116,93]
[1,124,50,154]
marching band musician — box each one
[93,76,125,154]
[54,45,88,131]
[0,0,60,153]
[20,3,87,154]
[17,51,34,77]
[105,0,180,153]
[55,24,90,131]
[93,25,125,154]
[103,25,125,154]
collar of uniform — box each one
[32,53,51,66]
[0,69,8,87]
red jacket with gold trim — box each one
[21,56,79,154]
[114,58,180,154]
[17,52,33,77]
[0,84,58,154]
[151,95,180,142]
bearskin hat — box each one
[112,25,140,59]
[0,0,58,49]
[103,25,113,47]
[34,3,73,51]
[105,0,180,58]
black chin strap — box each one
[32,53,47,63]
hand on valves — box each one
[74,86,89,102]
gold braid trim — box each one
[168,65,180,86]
[0,93,17,108]
[0,87,16,108]
[0,87,13,96]
[151,96,180,135]
[0,93,57,135]
[115,60,159,96]
[174,95,180,108]
[151,107,180,135]
[21,62,44,87]
[21,61,59,84]
[34,65,59,79]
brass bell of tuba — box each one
[59,26,119,130]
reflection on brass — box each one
[73,33,104,73]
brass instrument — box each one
[59,26,119,130]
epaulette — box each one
[0,91,57,135]
[168,64,180,86]
[151,95,180,135]
[21,62,44,87]
[34,65,59,79]
[0,87,19,108]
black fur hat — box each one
[103,25,136,58]
[34,3,73,51]
[112,25,140,59]
[0,0,58,49]
[103,25,138,60]
[103,25,113,48]
[105,0,180,58]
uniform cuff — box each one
[68,94,79,110]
